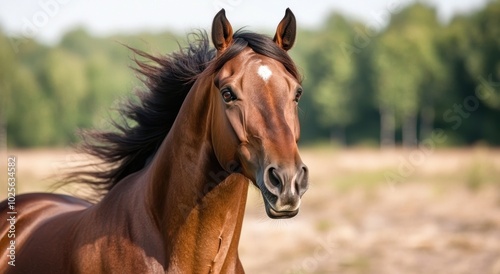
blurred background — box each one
[1,0,500,273]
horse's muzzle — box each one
[260,163,309,219]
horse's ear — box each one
[273,8,296,51]
[212,9,233,52]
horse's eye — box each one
[221,88,236,103]
[294,88,303,102]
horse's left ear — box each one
[212,9,233,52]
[273,8,296,51]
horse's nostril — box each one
[264,164,308,198]
[296,165,309,196]
[263,166,282,196]
[268,168,281,188]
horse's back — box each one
[0,193,91,273]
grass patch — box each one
[315,219,334,232]
[464,159,499,191]
[339,255,371,273]
[330,169,407,191]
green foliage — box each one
[1,2,500,147]
[1,28,181,147]
[309,14,358,128]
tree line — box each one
[1,2,499,148]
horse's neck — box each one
[142,77,249,272]
[161,174,249,273]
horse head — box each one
[210,9,309,219]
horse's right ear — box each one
[273,8,296,51]
[212,9,233,53]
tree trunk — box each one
[420,106,434,142]
[402,113,418,148]
[380,106,395,149]
[330,127,346,147]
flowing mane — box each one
[64,30,301,201]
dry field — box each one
[1,147,500,273]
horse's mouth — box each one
[264,202,299,219]
[259,190,300,219]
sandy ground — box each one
[1,147,500,273]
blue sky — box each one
[0,0,490,44]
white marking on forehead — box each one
[257,65,273,82]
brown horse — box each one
[0,8,308,273]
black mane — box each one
[64,30,300,201]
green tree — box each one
[0,32,14,149]
[39,49,88,144]
[373,3,446,147]
[303,14,359,145]
[465,2,500,109]
[438,1,500,145]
